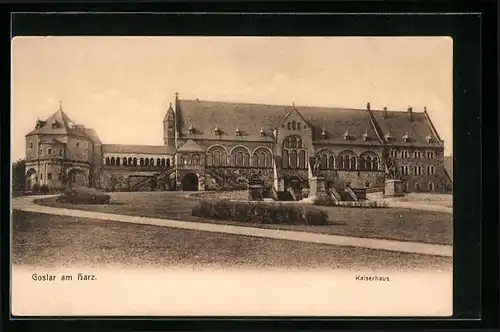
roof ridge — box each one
[180,98,370,111]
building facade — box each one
[25,95,452,193]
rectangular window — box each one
[401,165,409,176]
[48,173,52,180]
[427,151,435,159]
[60,149,63,156]
[40,174,43,180]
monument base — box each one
[305,176,330,203]
[384,179,404,197]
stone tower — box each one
[163,101,176,147]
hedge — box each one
[192,199,328,225]
[313,196,388,208]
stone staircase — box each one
[205,167,240,189]
[130,166,175,191]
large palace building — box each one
[25,94,453,193]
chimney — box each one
[408,106,413,122]
[383,107,388,118]
[366,102,371,111]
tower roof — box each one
[25,102,100,143]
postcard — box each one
[11,36,453,317]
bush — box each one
[31,183,41,192]
[192,199,328,225]
[58,187,110,204]
[313,198,388,208]
[39,184,50,193]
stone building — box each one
[25,94,451,193]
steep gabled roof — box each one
[176,99,383,145]
[177,139,206,152]
[26,104,98,141]
[371,110,444,148]
[103,144,176,155]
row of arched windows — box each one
[314,151,380,171]
[181,154,201,165]
[105,156,171,168]
[206,147,274,168]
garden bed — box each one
[192,199,329,225]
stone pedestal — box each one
[384,179,404,197]
[304,177,330,203]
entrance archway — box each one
[26,168,37,190]
[181,173,199,191]
[67,168,86,188]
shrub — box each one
[31,183,41,192]
[313,196,334,206]
[58,187,110,204]
[192,199,328,225]
[39,184,50,193]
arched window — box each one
[182,155,190,165]
[133,158,137,166]
[428,182,435,191]
[365,156,372,171]
[206,154,212,166]
[282,150,289,169]
[343,155,349,170]
[111,157,115,165]
[29,142,33,148]
[166,159,170,167]
[350,156,357,170]
[106,157,110,165]
[161,158,166,167]
[373,157,379,171]
[236,151,244,167]
[283,136,307,170]
[193,155,200,165]
[265,153,273,168]
[297,123,301,130]
[220,152,227,166]
[258,152,266,168]
[328,156,335,170]
[287,122,291,130]
[140,158,144,166]
[150,158,154,166]
[320,154,328,170]
[359,157,366,171]
[292,121,296,130]
[243,153,250,167]
[251,154,258,167]
[298,150,306,169]
[128,157,132,166]
[115,158,120,166]
[290,150,297,169]
[157,158,161,167]
[145,158,149,166]
[122,157,127,166]
[213,150,220,166]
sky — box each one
[11,36,453,161]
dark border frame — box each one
[2,1,497,331]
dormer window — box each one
[188,124,195,135]
[426,134,433,143]
[214,125,221,135]
[362,130,369,141]
[385,130,392,141]
[260,127,265,137]
[52,122,58,129]
[403,132,410,142]
[321,127,327,139]
[235,127,242,136]
[343,130,351,140]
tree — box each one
[12,158,26,192]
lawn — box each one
[11,210,452,271]
[36,191,453,246]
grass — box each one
[36,192,453,246]
[11,210,452,271]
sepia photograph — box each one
[11,36,453,317]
